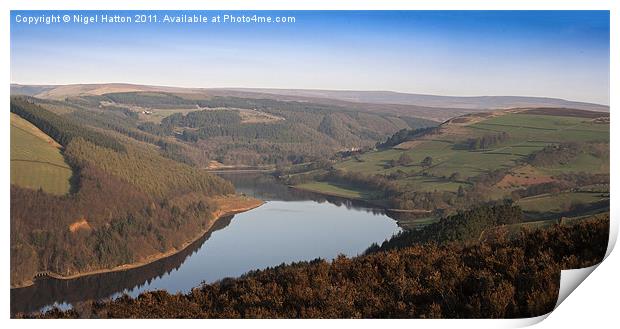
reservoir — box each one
[11,173,401,315]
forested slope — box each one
[25,209,608,319]
[10,97,236,287]
[67,92,438,166]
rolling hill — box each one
[222,88,610,112]
[11,83,609,122]
[10,89,439,167]
[10,113,73,195]
[9,85,610,315]
[285,107,609,226]
[10,96,239,287]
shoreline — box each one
[206,169,274,173]
[204,163,275,173]
[289,184,431,214]
[11,196,265,290]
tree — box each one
[421,156,433,168]
[457,185,466,197]
[449,172,461,182]
[397,153,413,166]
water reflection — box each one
[220,172,433,223]
[218,172,388,215]
[11,173,402,315]
[11,216,234,315]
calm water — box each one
[11,173,401,315]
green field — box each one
[295,110,609,208]
[500,211,609,239]
[138,108,199,123]
[472,114,608,144]
[342,112,607,183]
[11,113,72,195]
[295,181,381,200]
[517,191,608,214]
[399,176,467,193]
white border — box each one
[2,1,617,328]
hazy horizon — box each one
[11,11,610,105]
[10,81,609,106]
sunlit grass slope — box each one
[10,113,72,195]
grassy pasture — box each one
[471,114,608,143]
[138,108,198,123]
[539,153,610,175]
[295,181,381,200]
[138,107,285,125]
[517,191,608,214]
[11,113,72,195]
[493,211,609,241]
[399,176,466,193]
[305,111,609,201]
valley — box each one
[9,83,610,318]
[282,108,609,228]
[7,8,613,320]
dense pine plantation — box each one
[74,92,438,166]
[25,210,608,319]
[10,97,235,287]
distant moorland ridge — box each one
[11,83,608,122]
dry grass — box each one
[496,165,555,189]
[211,195,265,216]
[393,140,422,150]
[238,108,284,124]
[34,83,203,99]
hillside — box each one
[10,113,72,195]
[24,210,609,319]
[9,88,610,287]
[10,83,199,99]
[222,88,610,112]
[12,83,609,122]
[285,108,609,226]
[11,89,438,167]
[10,97,240,287]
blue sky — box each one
[11,11,609,104]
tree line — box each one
[367,203,523,252]
[376,126,439,149]
[10,97,125,152]
[458,132,510,151]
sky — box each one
[10,10,610,105]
